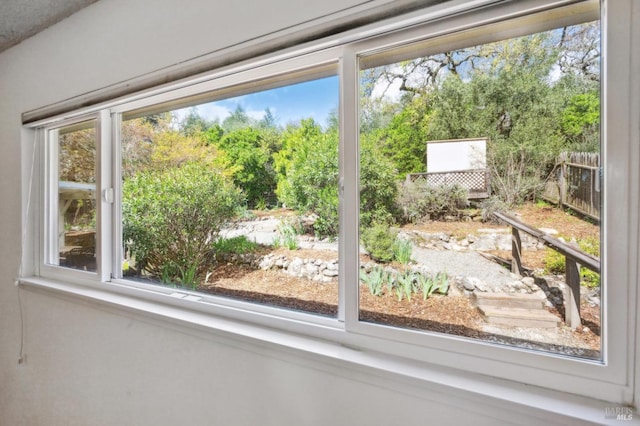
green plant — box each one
[361,266,386,296]
[392,238,413,264]
[361,223,397,263]
[122,162,244,288]
[434,272,450,295]
[397,179,468,223]
[273,221,299,250]
[415,271,449,300]
[212,236,259,255]
[480,196,510,223]
[396,270,414,301]
[543,237,600,287]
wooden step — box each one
[472,292,546,310]
[477,306,561,328]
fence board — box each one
[543,152,600,220]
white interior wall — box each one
[0,0,638,424]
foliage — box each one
[543,236,600,287]
[416,272,450,300]
[361,266,388,297]
[122,163,244,289]
[273,221,300,250]
[215,128,278,209]
[361,268,449,301]
[58,126,96,183]
[561,91,600,152]
[361,223,397,263]
[372,97,430,175]
[392,238,413,264]
[359,134,400,228]
[479,196,510,223]
[212,236,260,255]
[397,178,468,223]
[274,119,340,237]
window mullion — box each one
[97,110,113,282]
[339,48,360,328]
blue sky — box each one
[175,75,339,128]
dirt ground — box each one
[197,203,601,358]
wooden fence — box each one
[543,152,601,220]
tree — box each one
[180,107,214,136]
[222,105,253,132]
[369,96,430,175]
[215,128,278,208]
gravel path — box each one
[411,246,515,286]
[223,217,516,288]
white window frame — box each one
[21,0,637,405]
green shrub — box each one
[361,223,397,263]
[123,163,244,289]
[397,179,468,223]
[543,236,600,287]
[359,136,400,229]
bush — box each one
[543,236,600,287]
[397,179,468,223]
[479,196,510,223]
[361,223,397,263]
[123,163,244,289]
[359,135,400,228]
[213,236,260,255]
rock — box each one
[323,268,339,277]
[326,262,338,271]
[302,263,319,278]
[259,256,275,270]
[462,276,484,292]
[288,258,304,276]
[583,326,591,333]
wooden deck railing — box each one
[493,211,600,329]
[406,169,491,199]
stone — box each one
[288,258,304,276]
[521,277,536,289]
[326,262,338,271]
[463,276,483,292]
[323,268,339,277]
[259,257,275,270]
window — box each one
[358,17,602,359]
[25,0,636,403]
[47,120,98,272]
[118,74,340,317]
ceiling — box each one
[0,0,98,54]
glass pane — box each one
[121,75,340,317]
[56,122,97,271]
[359,21,601,359]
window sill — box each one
[18,276,622,424]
